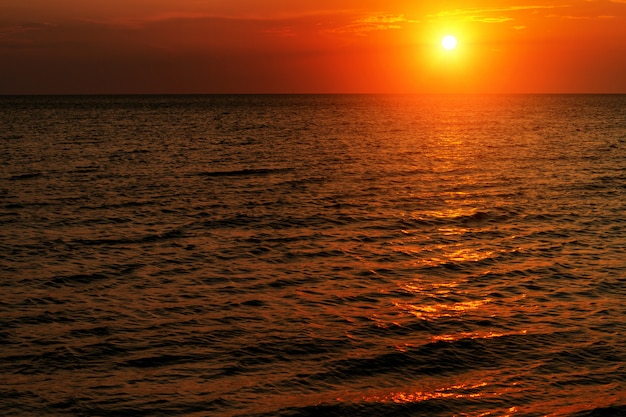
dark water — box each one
[1,94,625,416]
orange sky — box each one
[1,0,625,93]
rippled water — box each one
[1,95,625,416]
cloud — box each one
[0,22,54,36]
[0,22,58,49]
[356,14,410,24]
[426,5,567,23]
[94,8,361,30]
[475,16,515,23]
[331,13,419,35]
[547,14,616,19]
[104,12,215,28]
[422,4,623,25]
[77,8,376,45]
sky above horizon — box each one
[1,1,626,94]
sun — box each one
[441,35,457,51]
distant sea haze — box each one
[1,94,625,416]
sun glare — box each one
[442,35,457,51]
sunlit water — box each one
[1,95,625,416]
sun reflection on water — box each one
[332,380,528,417]
[353,382,493,405]
[395,298,493,320]
[438,226,470,236]
[429,329,528,343]
[417,206,481,220]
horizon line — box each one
[2,92,626,97]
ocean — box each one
[1,94,625,416]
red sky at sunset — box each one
[1,0,625,94]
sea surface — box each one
[1,94,625,416]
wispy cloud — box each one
[427,5,567,23]
[427,3,626,24]
[356,14,411,24]
[547,14,616,19]
[476,16,515,23]
[0,22,57,49]
[331,13,420,36]
[0,22,54,36]
[94,8,361,30]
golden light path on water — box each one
[326,115,624,416]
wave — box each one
[8,172,42,180]
[198,167,294,178]
[249,401,460,417]
[403,208,520,228]
[572,405,626,417]
[45,272,110,287]
[69,227,187,246]
[248,398,626,417]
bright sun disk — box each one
[442,35,457,51]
